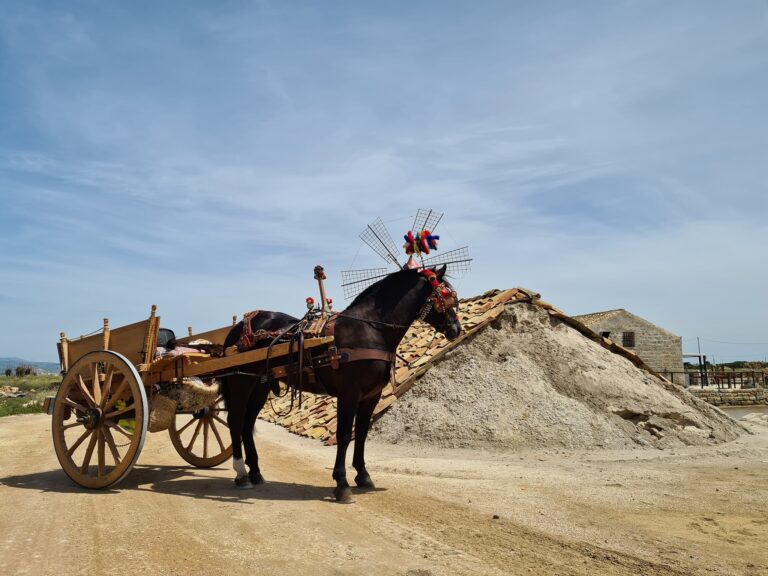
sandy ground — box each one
[1,413,767,576]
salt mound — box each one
[372,303,744,450]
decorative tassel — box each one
[403,229,440,255]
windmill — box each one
[340,209,472,300]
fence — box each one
[660,370,768,389]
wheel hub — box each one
[77,407,103,429]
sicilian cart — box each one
[45,270,336,489]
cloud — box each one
[0,1,767,362]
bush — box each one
[15,365,33,377]
[4,368,11,377]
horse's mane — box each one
[348,268,418,308]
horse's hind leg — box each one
[225,377,251,488]
[352,392,381,490]
[242,382,269,485]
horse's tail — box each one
[218,377,230,410]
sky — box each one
[1,0,767,363]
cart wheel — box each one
[51,350,147,489]
[169,395,232,467]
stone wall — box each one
[587,313,684,379]
[688,388,768,406]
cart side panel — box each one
[65,334,108,371]
[110,317,159,366]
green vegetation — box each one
[717,361,768,370]
[0,374,61,418]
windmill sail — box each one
[340,267,390,299]
[412,208,443,234]
[359,217,402,267]
[420,246,472,277]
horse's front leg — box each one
[352,391,381,490]
[332,391,359,503]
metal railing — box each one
[660,370,767,389]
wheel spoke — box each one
[209,418,225,451]
[59,422,81,431]
[67,428,94,457]
[186,419,203,451]
[213,414,228,427]
[63,398,88,414]
[101,365,116,408]
[77,375,96,408]
[105,403,135,419]
[92,363,102,406]
[103,427,122,465]
[80,430,99,474]
[177,416,197,435]
[106,421,133,440]
[97,430,106,477]
[103,379,129,412]
[210,407,227,418]
[203,421,209,459]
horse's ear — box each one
[435,264,447,278]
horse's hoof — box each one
[249,471,265,485]
[354,474,376,490]
[234,475,253,489]
[333,487,354,504]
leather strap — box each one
[336,347,395,364]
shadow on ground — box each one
[0,464,376,503]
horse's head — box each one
[419,265,462,341]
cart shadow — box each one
[128,465,338,502]
[0,464,377,503]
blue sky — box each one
[1,1,767,363]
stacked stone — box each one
[688,388,768,406]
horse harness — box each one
[249,270,459,412]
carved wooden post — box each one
[59,332,69,373]
[139,305,157,369]
[103,318,110,351]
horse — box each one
[219,265,462,502]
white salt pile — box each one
[372,303,744,450]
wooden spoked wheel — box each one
[51,351,148,489]
[169,395,232,467]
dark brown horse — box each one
[220,265,462,502]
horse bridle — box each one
[417,269,459,322]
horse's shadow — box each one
[0,465,379,503]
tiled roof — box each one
[572,309,626,327]
[260,289,667,444]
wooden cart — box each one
[47,305,332,489]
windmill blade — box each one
[359,217,403,266]
[340,268,390,299]
[412,208,444,233]
[420,246,472,277]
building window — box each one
[600,331,611,338]
[622,331,636,348]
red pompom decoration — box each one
[403,229,440,256]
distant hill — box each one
[0,357,60,375]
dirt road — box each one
[1,414,766,576]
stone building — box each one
[572,309,684,383]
